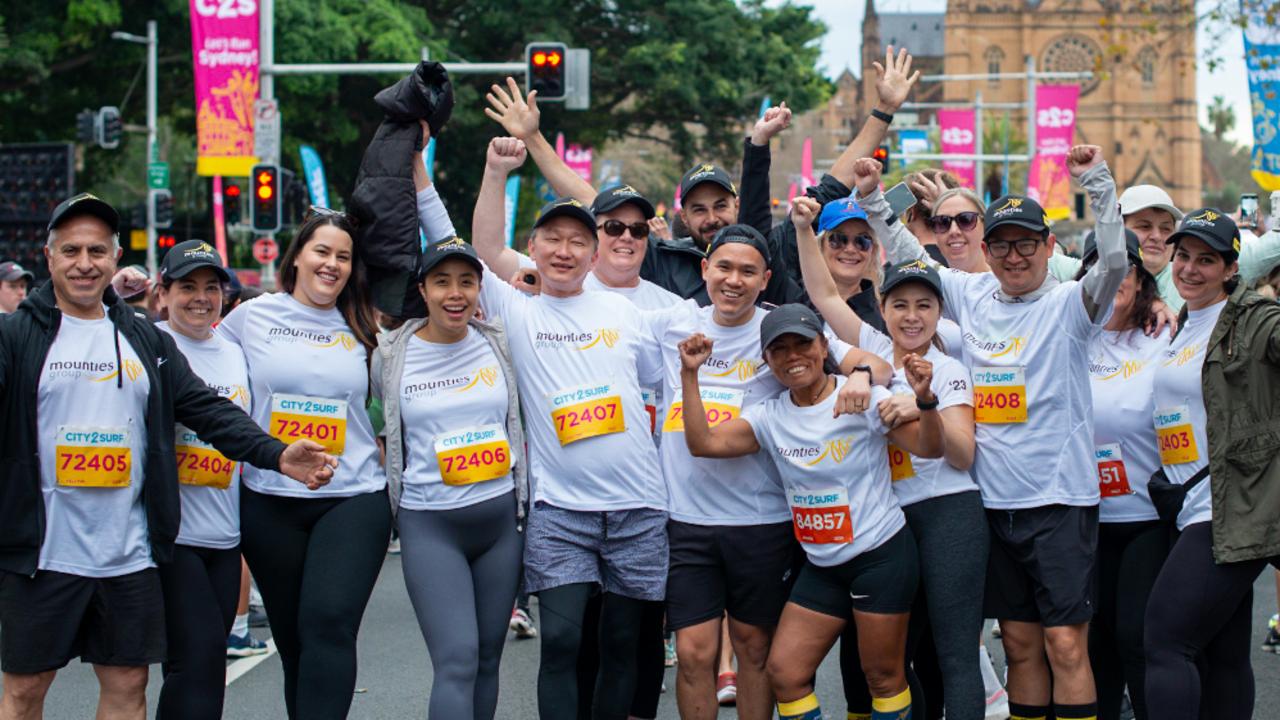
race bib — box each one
[434,424,512,486]
[55,426,131,488]
[270,394,348,455]
[1095,443,1132,498]
[887,443,915,482]
[972,367,1027,424]
[548,382,626,446]
[642,388,658,435]
[175,424,235,489]
[662,387,745,433]
[788,487,854,545]
[1154,405,1199,465]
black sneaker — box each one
[1262,626,1280,653]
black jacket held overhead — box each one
[0,282,287,576]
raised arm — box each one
[738,103,793,236]
[471,137,529,280]
[486,77,596,204]
[827,47,920,189]
[1239,226,1280,285]
[853,157,934,267]
[883,353,944,459]
[791,196,865,344]
[412,121,458,244]
[678,333,762,459]
[1071,145,1126,323]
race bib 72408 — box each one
[972,367,1027,424]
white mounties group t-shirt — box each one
[478,265,665,511]
[38,312,152,577]
[858,325,978,507]
[743,379,906,567]
[218,293,385,498]
[940,273,1106,509]
[1152,299,1224,530]
[398,328,517,512]
[159,322,251,549]
[1088,329,1167,523]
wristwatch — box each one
[916,396,940,411]
[870,108,894,124]
[851,365,874,378]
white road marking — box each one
[225,638,277,687]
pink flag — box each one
[555,132,565,160]
[565,144,593,183]
[189,0,259,177]
[1027,85,1080,221]
[800,137,814,192]
[937,109,976,189]
[212,176,228,263]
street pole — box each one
[975,89,984,201]
[1026,55,1037,194]
[258,0,277,289]
[145,20,158,277]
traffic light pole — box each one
[112,21,159,276]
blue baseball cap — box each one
[818,197,869,233]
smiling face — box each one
[932,195,986,271]
[882,283,941,355]
[0,278,28,313]
[702,242,770,325]
[822,218,876,291]
[1171,235,1237,310]
[1126,207,1178,275]
[419,257,480,336]
[764,333,829,391]
[159,267,224,340]
[984,225,1054,297]
[45,215,120,316]
[291,224,353,310]
[680,184,738,248]
[593,204,648,285]
[529,216,597,294]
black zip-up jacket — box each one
[0,282,288,576]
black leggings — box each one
[575,596,665,720]
[240,487,392,720]
[1144,521,1267,720]
[1089,520,1167,720]
[538,583,646,720]
[156,544,241,720]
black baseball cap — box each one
[707,224,772,266]
[679,163,737,200]
[880,259,943,299]
[1082,229,1144,267]
[983,195,1049,239]
[47,193,120,234]
[0,261,34,283]
[534,197,596,238]
[591,185,656,220]
[760,303,823,351]
[159,240,231,283]
[1167,208,1241,261]
[417,237,483,281]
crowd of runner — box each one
[1,45,1279,720]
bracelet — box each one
[870,108,894,124]
[850,365,873,378]
[916,396,939,411]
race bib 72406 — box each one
[434,424,512,486]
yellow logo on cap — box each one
[1233,237,1241,253]
[616,185,638,195]
[1194,210,1220,222]
[1001,198,1023,211]
[439,237,466,248]
[697,164,714,174]
[899,260,929,273]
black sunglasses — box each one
[985,237,1045,258]
[826,233,874,252]
[927,212,981,234]
[597,220,649,239]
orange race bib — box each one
[434,424,512,486]
[662,387,745,433]
[972,367,1027,423]
[1095,443,1132,498]
[887,443,915,482]
[549,383,626,446]
[175,424,235,489]
[788,487,854,545]
[1154,406,1199,465]
[270,394,347,455]
[55,426,131,488]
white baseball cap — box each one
[1119,185,1183,221]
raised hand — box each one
[878,393,921,428]
[902,353,936,402]
[484,76,541,140]
[751,102,793,145]
[852,157,883,198]
[278,439,338,491]
[678,333,714,373]
[872,46,921,113]
[486,137,527,175]
[1067,145,1104,178]
[648,216,672,242]
[791,196,821,231]
[907,172,949,210]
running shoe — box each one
[510,607,538,639]
[984,686,1010,720]
[991,619,1002,638]
[716,671,737,706]
[1262,626,1280,653]
[387,537,401,555]
[664,636,677,667]
[227,632,269,658]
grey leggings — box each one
[399,491,524,720]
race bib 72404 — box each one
[175,424,235,489]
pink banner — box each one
[1027,85,1080,221]
[190,1,259,177]
[565,143,593,183]
[800,137,814,192]
[938,109,976,189]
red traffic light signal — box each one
[251,164,281,233]
[873,144,890,173]
[526,42,568,101]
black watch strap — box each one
[870,108,894,124]
[916,397,940,411]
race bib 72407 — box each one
[972,367,1027,424]
[55,426,131,488]
[269,394,348,455]
[548,382,626,446]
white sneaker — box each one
[510,608,537,639]
[991,619,1002,638]
[984,687,1010,720]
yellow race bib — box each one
[662,387,745,433]
[548,383,626,446]
[434,424,512,486]
[175,424,235,489]
[887,443,915,482]
[1154,406,1200,465]
[55,426,131,488]
[972,367,1027,424]
[270,394,348,455]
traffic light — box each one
[526,43,567,101]
[251,164,281,233]
[157,233,177,250]
[873,144,890,174]
[224,182,242,226]
[0,143,75,279]
[152,189,174,229]
[77,110,97,144]
[98,106,122,149]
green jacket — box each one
[1202,283,1280,563]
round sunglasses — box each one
[597,220,650,238]
[926,211,981,234]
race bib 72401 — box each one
[269,394,348,455]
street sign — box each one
[253,99,281,163]
[252,237,279,264]
[147,162,169,189]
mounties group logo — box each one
[266,327,357,351]
[534,328,621,351]
[1091,359,1147,381]
[403,365,499,402]
[964,332,1029,358]
[92,359,144,383]
[776,436,854,467]
[1163,343,1202,367]
[705,356,763,380]
[991,198,1023,217]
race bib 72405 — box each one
[55,426,131,488]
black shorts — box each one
[0,568,166,674]
[984,504,1099,627]
[789,526,919,617]
[665,520,804,631]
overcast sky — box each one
[795,0,1254,145]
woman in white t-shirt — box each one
[219,211,389,720]
[678,302,944,720]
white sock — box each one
[231,613,250,638]
[980,644,1003,695]
[249,584,263,607]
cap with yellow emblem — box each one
[417,236,483,281]
[1167,208,1241,262]
[533,197,597,238]
[679,163,737,200]
[983,195,1049,239]
[159,240,231,283]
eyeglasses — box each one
[926,212,981,234]
[985,237,1045,258]
[597,220,649,238]
[826,233,874,252]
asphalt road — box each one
[15,553,1280,718]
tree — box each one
[1208,95,1236,141]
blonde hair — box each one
[932,187,986,217]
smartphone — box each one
[885,182,918,218]
[1241,193,1259,217]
